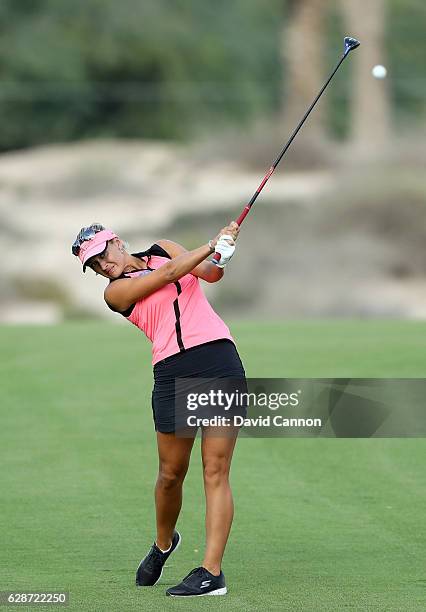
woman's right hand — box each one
[210,221,239,249]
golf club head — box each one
[344,36,360,55]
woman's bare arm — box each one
[104,243,214,312]
[156,239,225,283]
[156,221,239,283]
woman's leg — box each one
[155,432,196,551]
[200,427,239,575]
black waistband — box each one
[154,339,234,369]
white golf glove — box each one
[212,235,235,268]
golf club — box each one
[213,36,360,261]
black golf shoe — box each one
[135,530,181,587]
[166,566,227,597]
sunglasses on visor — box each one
[72,226,103,256]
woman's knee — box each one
[202,458,231,486]
[157,463,188,491]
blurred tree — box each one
[342,0,391,152]
[280,0,328,165]
[0,0,282,150]
[0,0,424,152]
[388,0,426,127]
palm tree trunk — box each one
[281,0,326,147]
[341,0,392,153]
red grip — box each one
[236,206,251,226]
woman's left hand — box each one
[213,235,236,268]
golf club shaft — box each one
[213,38,359,262]
[236,53,348,226]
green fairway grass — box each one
[1,321,425,611]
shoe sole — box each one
[167,587,227,597]
[136,531,181,587]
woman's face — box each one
[87,239,125,278]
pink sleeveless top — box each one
[107,250,234,365]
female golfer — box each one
[72,221,245,597]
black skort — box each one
[152,339,247,434]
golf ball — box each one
[372,65,387,79]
